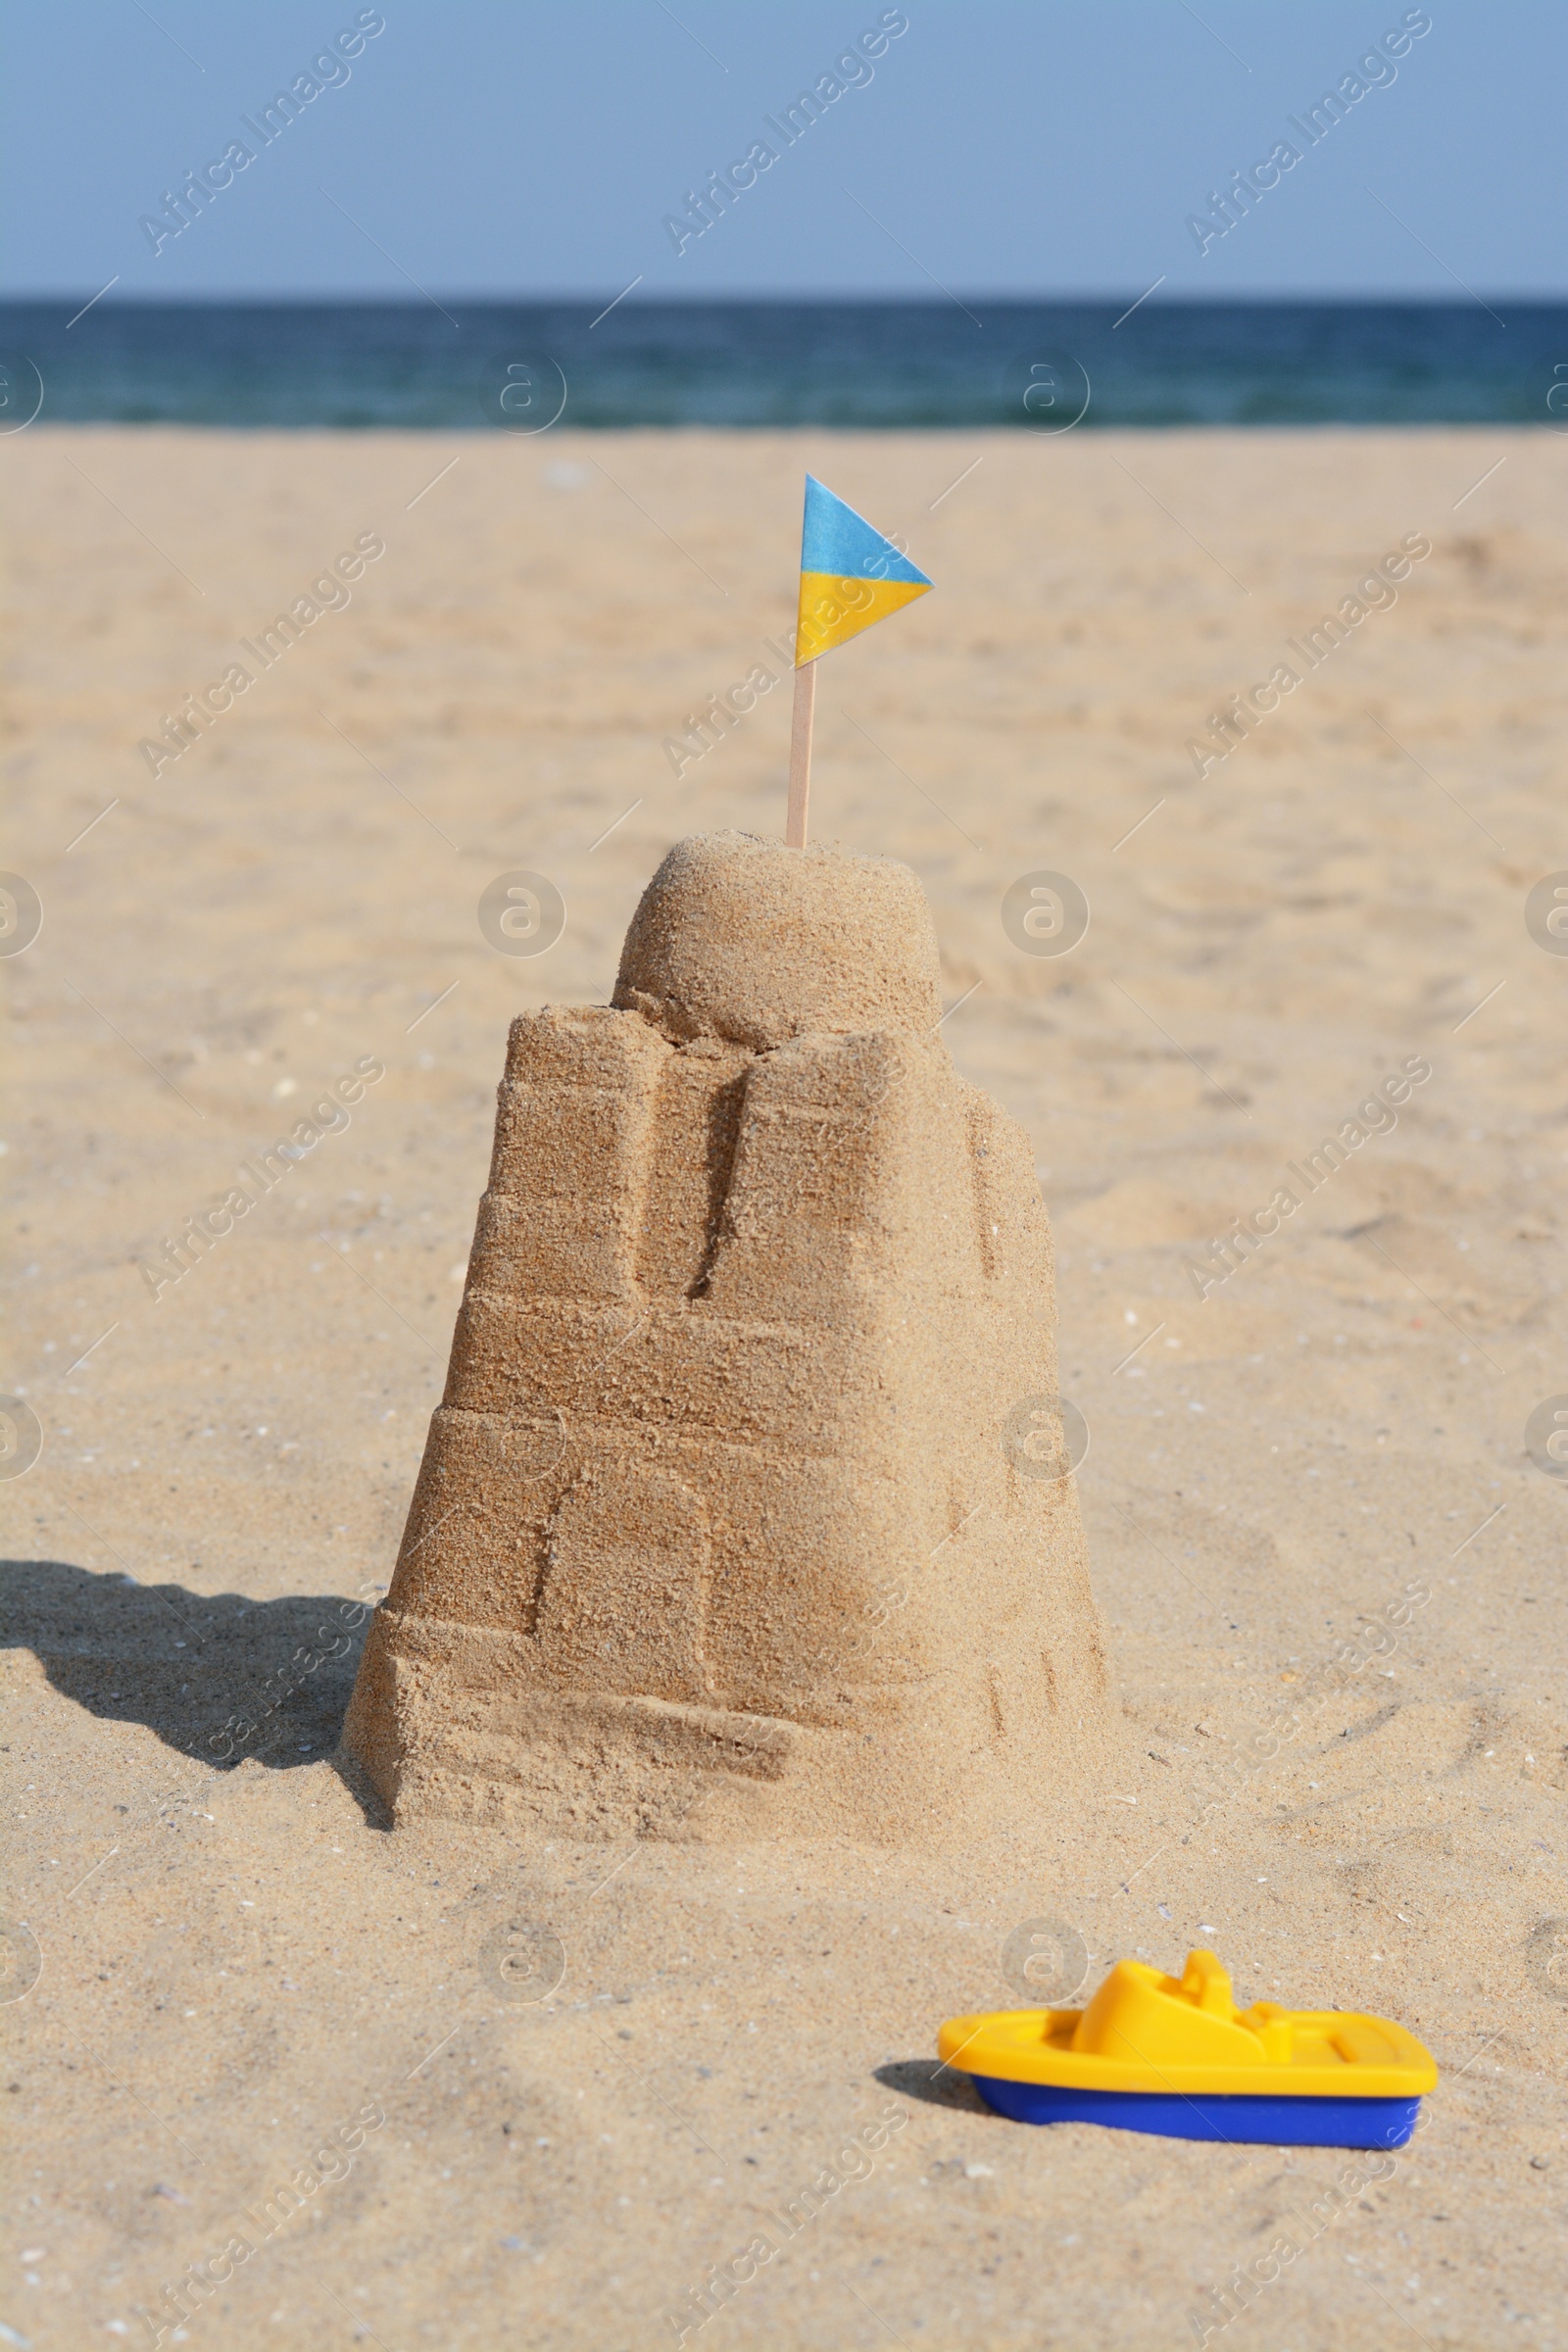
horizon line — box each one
[2,287,1563,310]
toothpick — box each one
[785,659,816,849]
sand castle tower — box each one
[344,831,1109,1839]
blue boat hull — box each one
[969,2077,1422,2147]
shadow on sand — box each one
[0,1556,389,1819]
[873,2058,990,2113]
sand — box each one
[4,422,1566,2349]
[345,828,1109,1841]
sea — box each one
[0,299,1560,430]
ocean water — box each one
[0,299,1560,430]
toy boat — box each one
[938,1948,1437,2146]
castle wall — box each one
[343,834,1110,1838]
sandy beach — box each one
[5,421,1567,2349]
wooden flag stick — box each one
[785,658,816,849]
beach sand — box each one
[4,423,1566,2348]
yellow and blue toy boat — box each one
[938,1949,1437,2147]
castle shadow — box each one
[0,1556,387,1817]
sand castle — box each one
[343,831,1109,1839]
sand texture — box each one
[345,830,1110,1840]
[4,425,1567,2349]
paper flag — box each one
[795,475,932,665]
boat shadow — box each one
[873,2058,990,2113]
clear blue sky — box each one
[2,2,1559,301]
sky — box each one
[2,1,1561,303]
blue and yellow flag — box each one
[795,475,932,665]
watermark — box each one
[662,11,908,255]
[1189,2146,1401,2342]
[1001,870,1090,956]
[0,352,44,433]
[137,1056,386,1301]
[208,1581,384,1765]
[790,1487,991,1688]
[662,630,798,779]
[478,356,568,435]
[131,2100,385,2345]
[61,1716,226,1905]
[477,870,566,956]
[0,870,42,956]
[1524,1396,1568,1480]
[137,11,387,256]
[1528,1917,1568,2004]
[1004,350,1092,434]
[1000,1915,1089,2002]
[1547,366,1568,433]
[1185,1055,1433,1299]
[663,2098,909,2342]
[1186,532,1432,778]
[478,1918,566,2004]
[48,1575,386,1911]
[402,1419,568,1559]
[137,532,387,777]
[1001,1395,1090,1481]
[1099,1557,1440,1942]
[1183,1569,1433,1834]
[1186,11,1432,257]
[0,1396,44,1480]
[0,1916,43,2002]
[1525,871,1568,954]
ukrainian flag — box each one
[795,475,932,665]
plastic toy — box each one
[938,1948,1437,2146]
